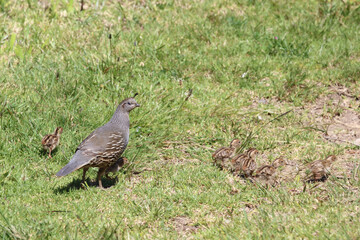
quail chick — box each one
[306,155,337,182]
[255,157,286,175]
[56,94,140,189]
[105,156,128,179]
[212,139,241,170]
[254,165,275,178]
[254,158,286,186]
[41,127,63,158]
[231,148,258,178]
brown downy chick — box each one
[306,155,337,182]
[255,165,275,178]
[231,148,258,178]
[212,139,241,170]
[255,157,286,175]
[41,127,63,158]
[105,157,128,179]
[254,158,286,186]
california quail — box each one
[306,155,337,182]
[105,156,128,179]
[254,165,276,177]
[212,139,241,170]
[255,157,286,176]
[56,94,140,189]
[42,127,63,158]
[253,158,285,186]
[231,148,258,178]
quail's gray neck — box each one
[109,106,130,128]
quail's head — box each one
[325,155,337,163]
[247,148,259,158]
[55,127,63,136]
[230,139,241,148]
[121,96,140,112]
[120,156,129,166]
[323,155,337,169]
[272,158,285,168]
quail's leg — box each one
[97,168,106,189]
[48,149,52,158]
[82,167,89,183]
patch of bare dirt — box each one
[332,149,360,180]
[250,96,284,109]
[326,110,360,145]
[171,216,199,236]
[245,96,288,119]
[301,85,360,146]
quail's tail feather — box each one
[56,151,90,177]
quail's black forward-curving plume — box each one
[56,95,140,188]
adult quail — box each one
[306,155,337,182]
[42,127,63,158]
[231,148,258,178]
[56,94,140,189]
[212,139,241,170]
[105,156,128,179]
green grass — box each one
[1,0,360,238]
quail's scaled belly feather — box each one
[56,95,140,189]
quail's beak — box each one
[135,103,140,107]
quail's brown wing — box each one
[212,147,227,159]
[213,147,231,169]
[231,154,246,173]
[42,134,55,147]
[242,158,256,176]
[306,160,325,181]
[41,134,50,145]
[255,165,275,176]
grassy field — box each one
[1,0,360,238]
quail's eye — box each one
[127,102,131,105]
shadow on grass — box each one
[39,147,60,158]
[53,177,119,194]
